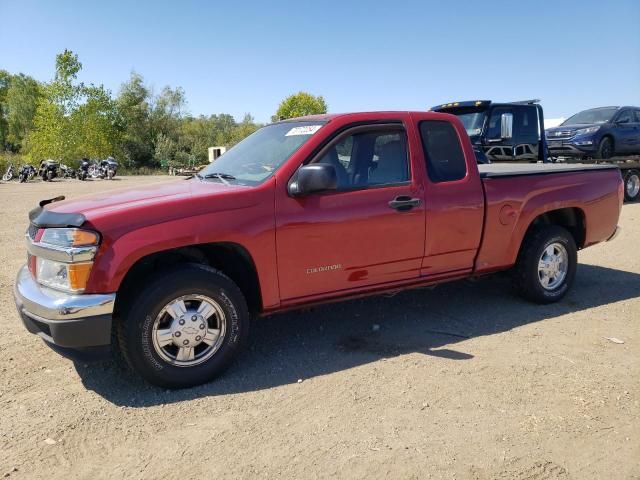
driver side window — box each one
[313,128,409,190]
[617,110,633,124]
[486,108,510,140]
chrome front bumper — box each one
[14,265,115,348]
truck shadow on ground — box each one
[73,263,640,406]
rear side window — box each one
[514,106,539,140]
[419,121,467,182]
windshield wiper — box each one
[199,172,236,185]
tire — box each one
[46,170,54,181]
[596,137,614,159]
[513,226,577,304]
[19,174,26,183]
[623,169,640,202]
[116,264,250,388]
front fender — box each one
[84,207,280,309]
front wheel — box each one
[596,137,614,159]
[513,226,577,304]
[623,169,640,202]
[116,264,250,388]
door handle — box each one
[388,196,421,211]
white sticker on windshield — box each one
[285,125,323,136]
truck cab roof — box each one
[431,100,540,112]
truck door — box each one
[410,114,485,275]
[275,121,426,301]
[483,106,515,161]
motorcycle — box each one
[39,159,59,181]
[2,163,14,181]
[18,165,37,183]
[90,157,118,180]
[77,158,90,181]
[60,163,76,179]
[102,158,118,180]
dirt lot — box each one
[0,176,638,479]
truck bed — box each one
[478,163,618,178]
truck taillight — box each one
[619,179,624,202]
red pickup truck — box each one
[14,111,623,388]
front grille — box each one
[547,130,574,140]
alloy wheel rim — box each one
[151,294,226,367]
[627,174,640,198]
[537,242,569,290]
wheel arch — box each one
[113,242,263,317]
[522,207,586,250]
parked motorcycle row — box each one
[2,157,118,183]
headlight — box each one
[574,126,600,136]
[29,228,100,292]
[35,258,93,292]
[40,228,100,247]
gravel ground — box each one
[0,176,638,480]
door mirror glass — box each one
[501,113,513,139]
[289,164,337,196]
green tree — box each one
[153,132,177,168]
[274,91,327,121]
[116,72,153,166]
[0,70,10,148]
[149,86,186,152]
[26,50,121,163]
[5,73,42,150]
[73,84,121,159]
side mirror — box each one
[500,113,513,139]
[288,164,337,196]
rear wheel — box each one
[623,169,640,202]
[116,264,250,388]
[513,226,577,304]
[596,137,614,159]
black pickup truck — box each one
[432,100,547,163]
[433,100,640,202]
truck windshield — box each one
[563,108,617,125]
[198,121,326,185]
[455,112,486,136]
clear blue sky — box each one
[1,0,639,123]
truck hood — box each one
[48,179,194,215]
[43,178,254,229]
